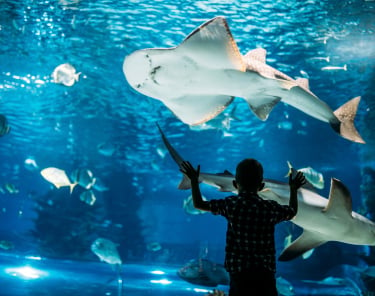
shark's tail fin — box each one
[332,96,365,144]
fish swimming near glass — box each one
[91,238,122,266]
[79,190,96,206]
[125,16,364,144]
[157,125,375,261]
[0,240,14,250]
[183,195,208,215]
[177,258,229,287]
[52,63,80,86]
[286,161,324,190]
[4,183,19,194]
[70,168,96,190]
[40,167,77,193]
[178,258,294,295]
[24,157,39,171]
[0,114,10,137]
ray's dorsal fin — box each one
[323,178,353,217]
[278,230,327,261]
[244,48,267,64]
[180,16,245,72]
[296,78,310,90]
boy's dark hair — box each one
[235,158,264,190]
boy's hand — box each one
[180,161,200,183]
[289,170,306,190]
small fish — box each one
[52,63,80,86]
[97,142,116,157]
[183,195,208,215]
[321,64,347,71]
[302,276,347,286]
[286,161,324,189]
[24,157,39,171]
[4,183,19,194]
[70,168,96,190]
[156,145,167,159]
[91,238,122,266]
[178,259,229,287]
[284,233,292,248]
[79,190,96,206]
[276,276,295,296]
[92,177,109,192]
[146,242,162,252]
[301,248,314,260]
[40,167,77,193]
[0,240,14,250]
[307,56,330,63]
[0,114,10,137]
[278,121,293,130]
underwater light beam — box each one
[5,266,48,280]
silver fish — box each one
[52,63,80,86]
[91,238,122,266]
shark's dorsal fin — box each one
[181,16,246,72]
[296,78,310,90]
[278,230,327,261]
[244,48,267,64]
[323,178,353,217]
[219,170,234,176]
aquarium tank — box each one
[0,0,374,295]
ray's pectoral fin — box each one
[247,96,281,121]
[278,230,327,261]
[163,95,235,126]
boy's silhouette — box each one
[180,158,306,296]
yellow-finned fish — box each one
[40,167,77,193]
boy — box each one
[180,159,306,296]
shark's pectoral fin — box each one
[247,96,281,121]
[178,174,193,190]
[278,230,327,261]
[163,95,234,125]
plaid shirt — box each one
[209,192,296,273]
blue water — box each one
[0,0,374,295]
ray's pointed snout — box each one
[123,50,150,89]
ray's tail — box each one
[331,96,365,144]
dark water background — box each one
[0,0,374,295]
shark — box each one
[157,124,375,261]
[124,16,364,144]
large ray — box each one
[124,16,364,143]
